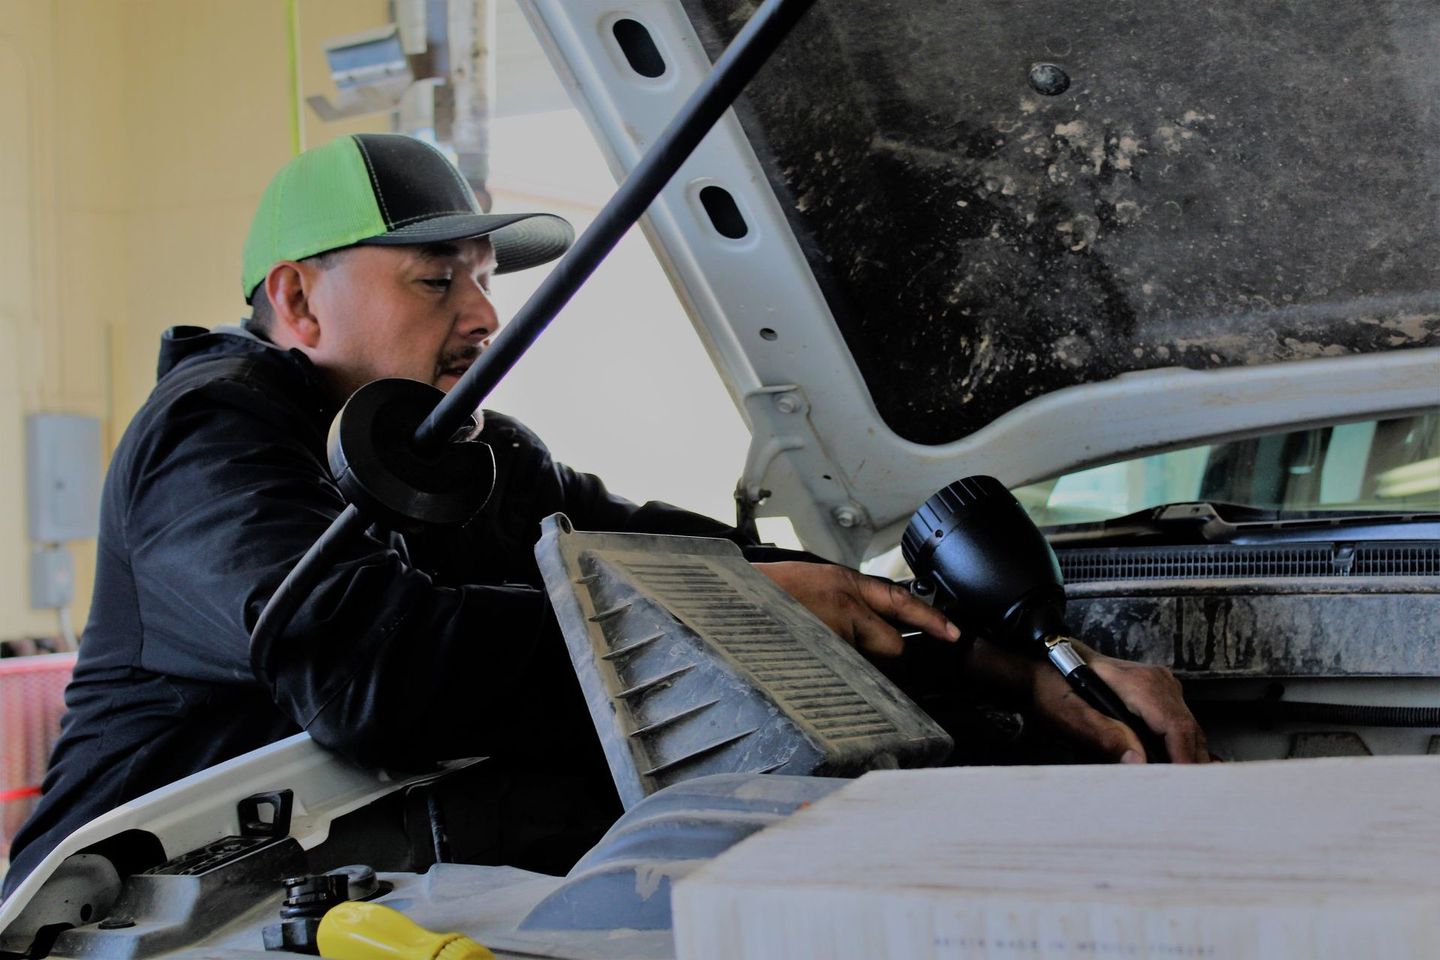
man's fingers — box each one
[848,608,907,658]
[1093,717,1146,763]
[1162,725,1204,765]
[1050,685,1145,761]
[1089,659,1209,764]
[753,561,958,656]
[1158,726,1184,765]
[853,573,961,643]
[1140,715,1209,764]
[1028,645,1211,764]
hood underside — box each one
[682,0,1440,445]
[523,0,1440,563]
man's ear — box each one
[264,261,322,348]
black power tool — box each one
[902,475,1169,762]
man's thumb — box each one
[1090,715,1145,763]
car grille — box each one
[1059,542,1440,583]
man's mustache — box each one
[438,344,482,371]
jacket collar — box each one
[157,324,339,422]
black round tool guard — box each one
[902,475,1067,648]
[327,378,493,534]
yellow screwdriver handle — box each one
[317,901,495,960]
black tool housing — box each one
[327,378,494,534]
[902,475,1068,651]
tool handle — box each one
[1065,663,1170,763]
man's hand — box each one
[1023,640,1210,764]
[754,563,1206,764]
[753,562,960,657]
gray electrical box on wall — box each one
[26,413,102,543]
[30,544,75,609]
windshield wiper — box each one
[1045,501,1440,546]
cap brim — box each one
[360,211,574,274]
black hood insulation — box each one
[682,0,1440,444]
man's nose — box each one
[455,276,499,341]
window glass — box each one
[1014,413,1440,526]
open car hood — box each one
[521,0,1440,564]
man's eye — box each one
[422,277,452,290]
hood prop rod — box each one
[251,0,820,669]
[415,0,817,453]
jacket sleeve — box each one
[477,414,743,535]
[122,377,581,770]
[469,413,823,571]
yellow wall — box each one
[0,0,388,640]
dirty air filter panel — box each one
[680,0,1440,444]
[535,516,952,810]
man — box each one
[4,134,1204,896]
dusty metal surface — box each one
[1069,590,1440,676]
[1288,732,1373,758]
[682,0,1440,444]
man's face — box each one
[303,238,499,399]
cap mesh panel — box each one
[241,136,387,297]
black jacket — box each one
[5,327,762,894]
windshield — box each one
[1014,413,1440,526]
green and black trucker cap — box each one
[242,133,574,298]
